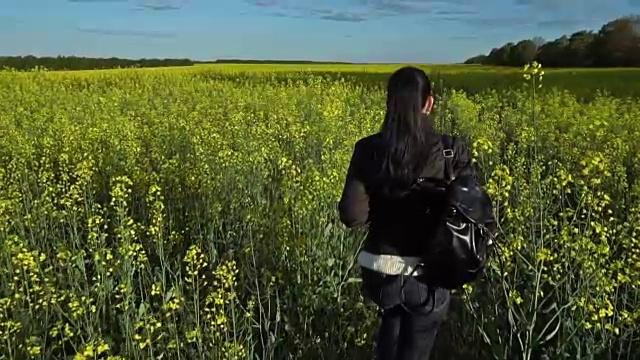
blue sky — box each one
[0,0,638,63]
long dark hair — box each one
[376,66,435,196]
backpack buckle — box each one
[443,149,454,158]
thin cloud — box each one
[69,0,186,11]
[271,12,305,18]
[264,10,304,19]
[133,0,186,10]
[247,0,279,7]
[262,7,368,22]
[514,0,618,15]
[356,0,432,15]
[134,4,181,10]
[355,0,475,15]
[77,26,176,38]
[438,15,535,27]
[69,0,128,2]
[514,0,570,8]
[248,0,481,21]
[536,18,588,28]
[310,8,333,15]
[320,12,367,22]
[434,9,479,15]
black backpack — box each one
[411,134,496,291]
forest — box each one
[465,15,640,67]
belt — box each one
[357,250,425,276]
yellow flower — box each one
[97,342,110,354]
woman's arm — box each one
[338,142,370,228]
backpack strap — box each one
[412,135,456,188]
[441,134,456,182]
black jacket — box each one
[338,124,476,257]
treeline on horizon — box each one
[465,15,640,67]
[0,56,196,71]
[0,56,356,71]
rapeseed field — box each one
[0,63,639,359]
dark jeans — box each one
[361,267,451,360]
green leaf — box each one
[138,302,146,319]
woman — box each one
[338,66,476,360]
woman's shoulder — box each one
[354,132,383,147]
[440,133,475,176]
[351,132,384,156]
[440,133,471,153]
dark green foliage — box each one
[467,15,640,68]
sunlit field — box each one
[63,63,640,99]
[0,64,639,359]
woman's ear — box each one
[423,95,435,114]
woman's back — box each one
[339,125,475,256]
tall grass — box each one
[0,67,638,359]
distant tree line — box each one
[465,15,640,67]
[0,55,195,71]
[0,56,359,71]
